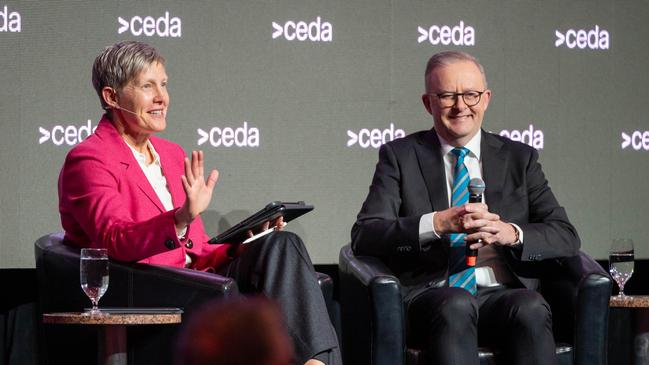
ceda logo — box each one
[621,131,649,151]
[347,123,405,149]
[39,120,97,146]
[499,124,544,150]
[554,25,609,50]
[417,21,475,46]
[118,11,181,38]
[0,5,21,32]
[272,17,332,42]
[197,121,260,148]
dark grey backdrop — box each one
[1,0,647,267]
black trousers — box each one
[217,231,342,365]
[407,286,556,365]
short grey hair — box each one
[424,51,487,92]
[92,40,165,110]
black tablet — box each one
[208,201,314,244]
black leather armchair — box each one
[338,244,612,365]
[35,232,335,365]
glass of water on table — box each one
[80,248,109,315]
[609,239,634,298]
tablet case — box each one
[208,201,314,244]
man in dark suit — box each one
[351,51,580,365]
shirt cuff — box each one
[177,226,187,240]
[510,222,524,244]
[419,212,441,243]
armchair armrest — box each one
[35,232,238,312]
[540,251,612,365]
[316,271,342,338]
[339,244,405,365]
[126,263,238,308]
[34,232,239,365]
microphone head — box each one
[469,178,486,195]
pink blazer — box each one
[58,116,230,270]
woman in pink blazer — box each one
[58,41,341,365]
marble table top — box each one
[609,295,649,308]
[43,312,182,325]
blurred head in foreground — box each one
[175,296,294,365]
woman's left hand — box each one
[175,150,218,231]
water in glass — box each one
[80,248,109,314]
[609,239,634,298]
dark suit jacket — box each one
[351,129,580,300]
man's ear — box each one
[101,87,119,109]
[481,89,492,111]
[422,94,433,115]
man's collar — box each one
[436,130,482,160]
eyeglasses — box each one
[429,90,486,107]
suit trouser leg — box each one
[217,231,342,365]
[407,287,480,365]
[477,286,557,365]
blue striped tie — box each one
[447,147,477,295]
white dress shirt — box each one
[418,131,521,287]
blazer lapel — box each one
[154,140,185,209]
[95,117,167,213]
[415,130,449,211]
[481,130,507,214]
[133,168,167,213]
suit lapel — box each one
[481,130,507,215]
[153,139,185,209]
[415,130,449,211]
[481,131,531,283]
[133,169,167,213]
[95,117,167,213]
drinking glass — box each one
[80,248,109,315]
[609,239,634,298]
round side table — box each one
[43,312,182,365]
[610,295,649,308]
[609,295,649,364]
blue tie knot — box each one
[451,147,470,159]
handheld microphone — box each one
[466,177,485,267]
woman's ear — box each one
[101,87,119,109]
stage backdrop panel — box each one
[1,0,648,267]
